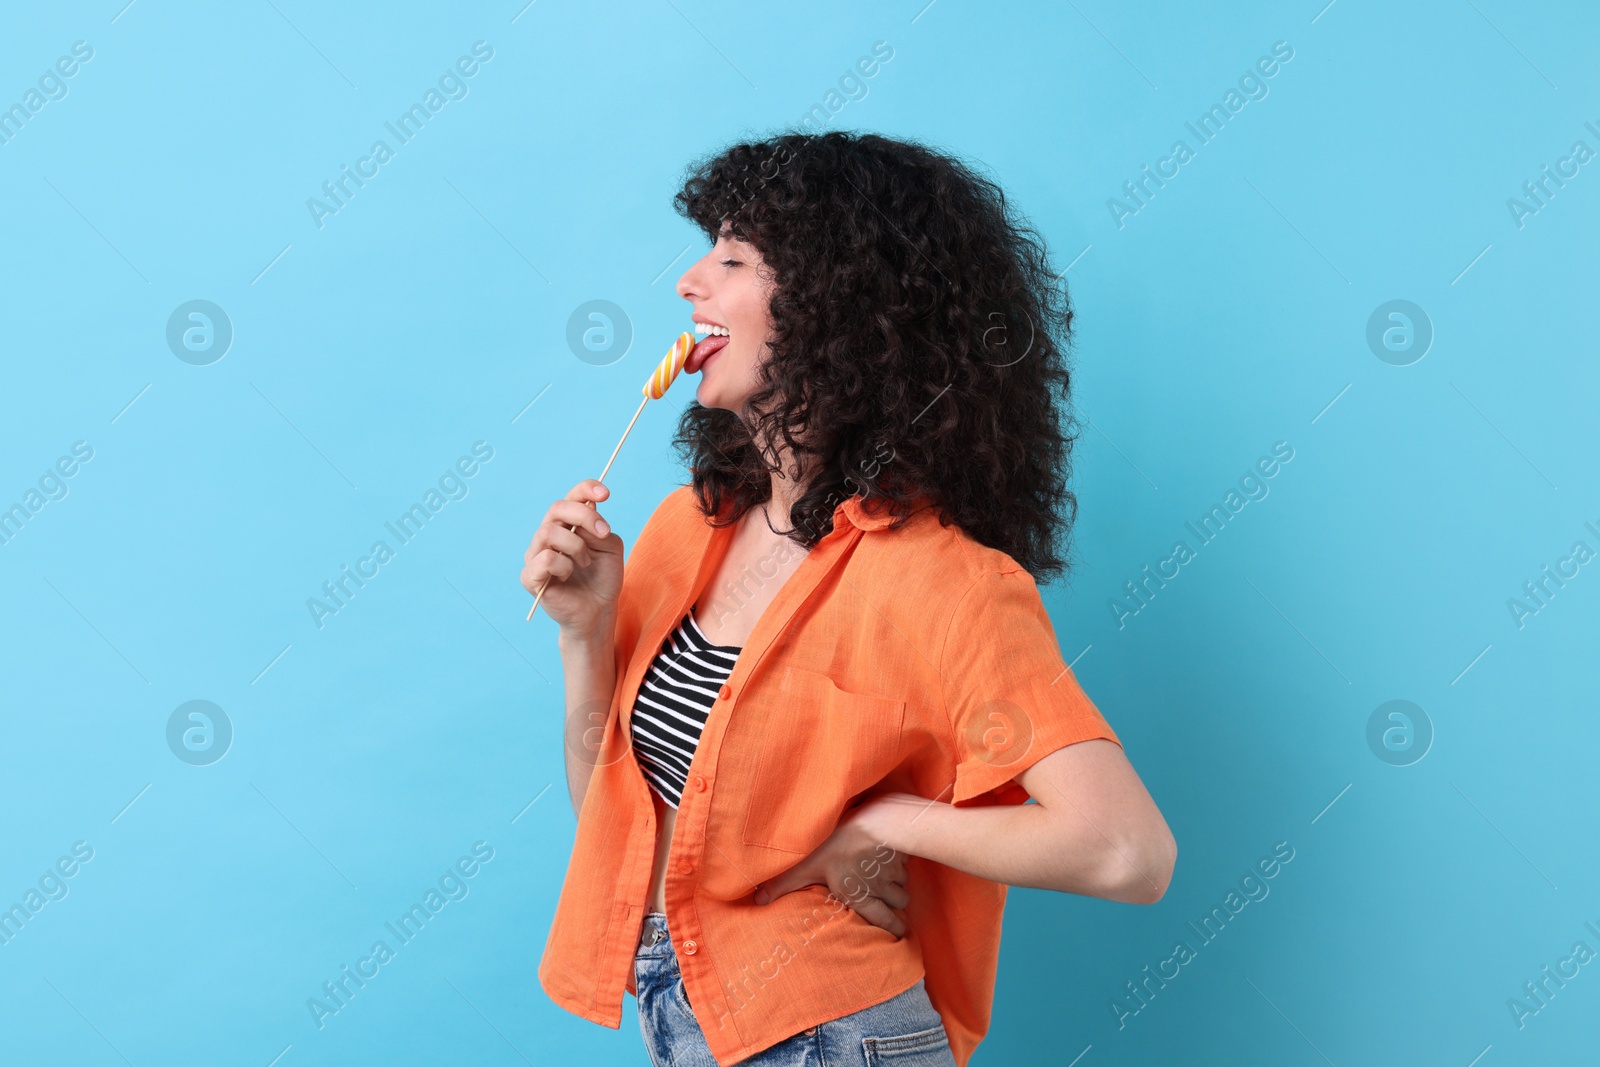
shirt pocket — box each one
[740,664,907,854]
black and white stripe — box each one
[629,611,742,808]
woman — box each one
[523,131,1176,1067]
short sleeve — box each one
[939,568,1120,806]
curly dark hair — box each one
[670,129,1082,583]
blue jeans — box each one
[635,912,957,1066]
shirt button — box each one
[717,683,731,700]
[804,1026,817,1035]
[681,939,698,955]
[677,860,694,874]
[691,774,707,792]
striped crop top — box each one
[628,610,742,809]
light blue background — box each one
[2,1,1596,1064]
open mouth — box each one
[687,323,730,373]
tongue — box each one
[687,334,729,373]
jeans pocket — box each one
[673,971,693,1015]
[861,1021,953,1064]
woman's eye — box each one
[721,259,740,267]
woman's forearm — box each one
[557,623,618,819]
[859,792,1174,905]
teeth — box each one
[694,323,730,337]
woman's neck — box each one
[755,434,809,528]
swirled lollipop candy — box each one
[527,331,701,621]
[645,331,695,399]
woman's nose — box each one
[675,252,710,301]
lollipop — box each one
[526,332,699,621]
[645,331,694,399]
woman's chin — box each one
[693,383,750,416]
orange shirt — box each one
[538,485,1121,1066]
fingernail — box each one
[597,519,609,535]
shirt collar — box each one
[832,492,934,533]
